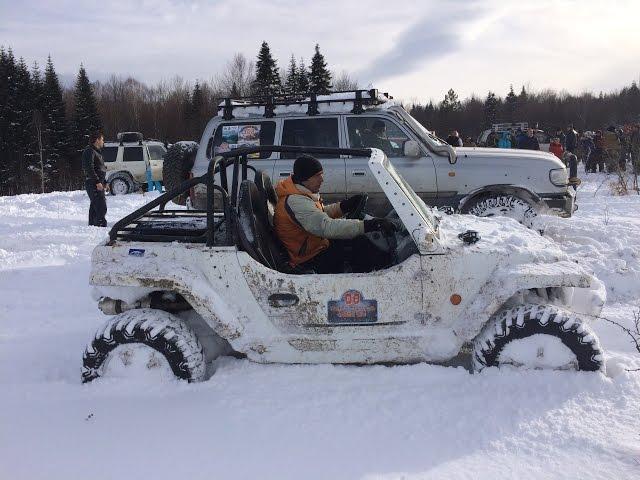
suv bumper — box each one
[540,190,576,217]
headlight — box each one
[549,168,568,186]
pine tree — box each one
[505,85,518,122]
[296,57,309,94]
[251,41,281,97]
[0,47,19,194]
[13,57,33,193]
[42,55,71,190]
[309,44,332,94]
[71,65,103,156]
[483,91,499,127]
[188,81,204,137]
[284,55,298,95]
[440,88,462,112]
[29,61,46,192]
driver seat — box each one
[236,179,293,272]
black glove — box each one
[364,218,399,235]
[340,194,365,214]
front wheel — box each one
[82,309,206,383]
[472,304,605,373]
[464,194,538,228]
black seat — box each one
[236,180,292,271]
[254,170,278,227]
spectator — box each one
[579,131,595,171]
[81,130,108,227]
[549,137,564,159]
[603,125,621,171]
[565,124,578,153]
[515,128,527,148]
[630,124,640,173]
[518,129,540,150]
[554,128,567,148]
[497,131,512,149]
[590,130,605,172]
[446,130,463,147]
[465,137,477,147]
[485,130,499,148]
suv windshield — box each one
[394,108,447,147]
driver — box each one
[274,154,398,274]
[361,120,393,156]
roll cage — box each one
[108,146,373,249]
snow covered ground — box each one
[1,174,639,480]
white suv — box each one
[102,132,167,195]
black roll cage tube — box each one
[109,146,373,247]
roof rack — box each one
[218,89,394,120]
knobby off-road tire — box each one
[163,142,198,205]
[465,194,538,228]
[108,173,133,195]
[82,308,206,383]
[472,304,604,373]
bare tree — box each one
[217,53,255,97]
[332,70,359,91]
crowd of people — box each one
[445,123,640,182]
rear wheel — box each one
[464,194,537,228]
[82,309,206,383]
[472,304,604,373]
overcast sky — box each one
[1,0,639,103]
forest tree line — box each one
[1,41,639,196]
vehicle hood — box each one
[455,147,563,167]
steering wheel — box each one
[345,193,369,220]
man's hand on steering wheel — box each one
[340,194,366,216]
[364,217,400,235]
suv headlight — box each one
[549,167,568,186]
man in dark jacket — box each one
[446,130,463,147]
[518,129,540,150]
[565,125,578,153]
[82,131,107,226]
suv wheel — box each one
[163,142,198,205]
[109,174,132,195]
[82,309,206,383]
[472,304,604,373]
[465,193,537,228]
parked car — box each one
[102,132,167,195]
[164,91,574,225]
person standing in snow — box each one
[565,125,578,154]
[82,131,108,227]
[549,137,564,159]
[446,130,463,147]
[518,129,540,150]
[497,131,512,149]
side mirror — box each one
[403,140,421,158]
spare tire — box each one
[162,141,198,205]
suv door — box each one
[345,116,437,215]
[122,145,146,183]
[147,144,166,181]
[276,117,346,205]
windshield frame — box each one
[391,106,448,148]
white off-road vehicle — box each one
[82,146,606,383]
[102,132,167,195]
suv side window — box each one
[148,145,166,161]
[211,121,276,159]
[102,146,118,163]
[281,118,339,159]
[347,117,408,157]
[123,146,144,162]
